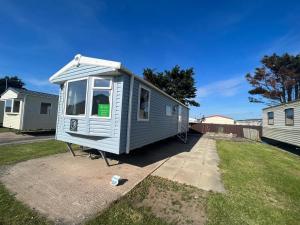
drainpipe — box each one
[126,75,134,154]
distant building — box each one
[235,119,262,126]
[0,88,58,131]
[189,117,198,123]
[202,115,235,125]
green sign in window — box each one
[98,104,110,117]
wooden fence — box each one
[190,123,262,141]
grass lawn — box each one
[0,140,77,225]
[86,176,207,225]
[0,140,71,165]
[0,127,16,133]
[207,140,300,225]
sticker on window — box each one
[98,104,110,117]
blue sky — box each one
[1,0,300,119]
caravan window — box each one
[267,112,274,125]
[91,77,112,118]
[66,79,87,116]
[40,103,51,114]
[285,108,294,126]
[5,100,12,112]
[5,99,20,113]
[166,105,172,116]
[13,100,20,113]
[138,85,150,121]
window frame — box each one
[89,77,113,119]
[137,84,151,122]
[285,108,294,126]
[64,77,88,118]
[40,102,52,115]
[5,99,20,114]
[267,111,274,125]
[166,105,172,116]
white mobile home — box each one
[202,115,235,125]
[49,54,189,161]
[0,88,58,131]
[262,100,300,147]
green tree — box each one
[246,53,300,105]
[0,76,25,94]
[143,65,200,107]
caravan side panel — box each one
[128,78,188,150]
[263,101,300,147]
[22,95,58,130]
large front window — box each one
[138,85,150,121]
[91,78,112,118]
[66,79,87,116]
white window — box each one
[5,99,12,112]
[5,99,20,114]
[285,108,294,126]
[40,102,51,115]
[91,77,112,118]
[138,85,150,121]
[267,112,274,125]
[65,79,87,116]
[13,100,20,113]
[166,105,172,116]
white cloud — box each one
[197,77,245,98]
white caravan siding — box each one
[263,101,300,147]
[203,116,235,125]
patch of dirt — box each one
[135,176,208,225]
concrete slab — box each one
[153,134,225,193]
[0,135,201,224]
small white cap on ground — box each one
[111,175,121,186]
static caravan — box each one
[0,100,4,125]
[203,115,235,125]
[49,54,189,162]
[262,100,300,147]
[0,88,58,131]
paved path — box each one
[153,134,225,193]
[0,132,54,146]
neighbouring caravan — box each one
[0,88,58,131]
[202,115,235,125]
[49,54,189,160]
[262,100,300,147]
[0,100,4,125]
